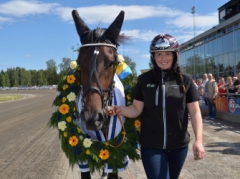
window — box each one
[219,9,226,21]
[235,29,240,50]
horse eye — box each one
[106,61,114,68]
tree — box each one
[7,68,19,87]
[0,70,10,87]
[45,59,59,85]
[58,57,72,78]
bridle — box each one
[78,29,126,148]
[79,43,118,114]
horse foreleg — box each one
[80,171,91,179]
[107,173,121,179]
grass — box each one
[0,95,24,102]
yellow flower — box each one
[77,127,81,133]
[99,149,109,160]
[63,132,68,137]
[66,116,72,123]
[86,149,91,155]
[69,136,79,146]
[126,95,131,101]
[67,75,76,84]
[73,107,76,111]
[62,84,68,90]
[134,120,141,128]
[62,97,67,103]
[105,142,109,146]
[59,104,69,114]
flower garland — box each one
[48,61,141,173]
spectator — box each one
[233,72,240,97]
[205,73,218,120]
[202,73,208,88]
[218,77,227,97]
[202,73,209,106]
[197,79,204,95]
[225,76,235,96]
[233,76,238,83]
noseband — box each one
[79,42,119,113]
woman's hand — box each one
[193,140,205,160]
[106,106,121,116]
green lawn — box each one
[0,95,24,102]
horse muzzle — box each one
[80,111,105,131]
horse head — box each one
[72,10,124,131]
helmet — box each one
[150,34,179,53]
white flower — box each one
[83,138,93,148]
[67,92,76,102]
[58,121,67,131]
[79,135,83,140]
[70,61,77,69]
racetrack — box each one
[0,90,240,179]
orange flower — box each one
[69,136,79,146]
[134,120,141,128]
[67,75,76,84]
[99,149,109,160]
[59,104,69,114]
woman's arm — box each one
[187,101,205,160]
[114,99,144,118]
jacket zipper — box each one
[162,71,167,149]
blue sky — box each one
[0,0,228,75]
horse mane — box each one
[117,33,131,45]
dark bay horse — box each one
[72,9,127,179]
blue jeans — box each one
[205,97,216,118]
[140,146,188,179]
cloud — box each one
[0,15,12,24]
[0,0,59,17]
[166,12,218,29]
[55,5,184,24]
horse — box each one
[72,9,128,179]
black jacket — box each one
[134,68,199,149]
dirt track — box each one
[0,90,240,179]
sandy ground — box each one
[0,89,240,179]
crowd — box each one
[193,71,240,120]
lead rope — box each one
[105,114,126,148]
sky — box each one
[0,0,229,75]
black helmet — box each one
[150,34,179,53]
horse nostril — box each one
[98,113,104,122]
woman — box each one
[225,76,235,96]
[112,34,205,179]
[218,77,227,97]
[197,79,204,96]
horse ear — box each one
[105,11,124,45]
[72,10,90,44]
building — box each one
[179,0,240,79]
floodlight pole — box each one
[191,6,196,37]
[122,33,124,56]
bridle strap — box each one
[80,43,117,49]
